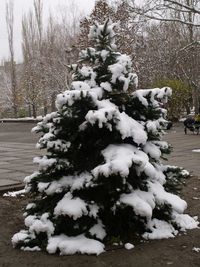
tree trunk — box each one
[193,87,200,114]
[28,104,32,117]
[32,104,37,118]
[43,100,48,116]
[51,92,56,112]
[6,1,18,118]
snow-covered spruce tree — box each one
[12,20,198,255]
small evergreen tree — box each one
[12,20,198,255]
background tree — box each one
[0,63,13,116]
[134,21,185,87]
[6,0,18,117]
[132,0,200,113]
[154,78,192,119]
[21,9,42,118]
[174,41,200,114]
[20,0,81,117]
[113,0,143,57]
[1,0,199,118]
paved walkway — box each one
[0,123,39,189]
[0,142,39,187]
[165,123,200,177]
[0,122,200,190]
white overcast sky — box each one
[0,0,95,63]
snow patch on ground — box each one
[47,234,105,255]
[192,149,200,153]
[192,247,200,253]
[124,243,135,250]
[3,189,26,197]
[22,246,41,251]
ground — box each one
[1,175,200,267]
[1,123,200,266]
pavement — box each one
[164,123,200,176]
[0,122,39,191]
[0,122,200,191]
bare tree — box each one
[0,64,12,116]
[6,0,18,117]
[129,0,200,113]
[34,0,43,47]
[21,12,38,118]
[174,41,200,113]
[20,0,82,117]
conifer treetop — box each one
[73,19,139,92]
[88,19,117,51]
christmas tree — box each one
[12,20,198,255]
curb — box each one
[0,183,25,194]
[0,119,38,123]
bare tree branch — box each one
[132,0,200,27]
[164,0,200,14]
[136,11,200,26]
